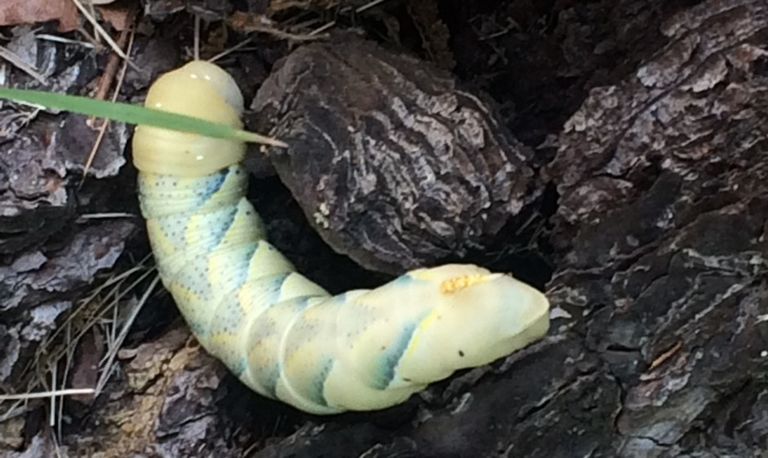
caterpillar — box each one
[131,60,550,414]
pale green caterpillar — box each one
[132,61,550,414]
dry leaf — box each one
[0,0,80,32]
[98,2,136,31]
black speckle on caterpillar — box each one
[132,61,550,414]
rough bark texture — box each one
[251,1,768,456]
[253,36,536,274]
[3,0,768,457]
[545,1,768,455]
[0,26,136,388]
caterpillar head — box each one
[132,60,247,176]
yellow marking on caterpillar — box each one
[400,308,443,367]
[133,60,551,414]
[439,273,496,294]
[143,219,177,257]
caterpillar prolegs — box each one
[132,61,550,414]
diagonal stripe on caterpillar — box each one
[132,60,550,414]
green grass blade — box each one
[0,87,286,147]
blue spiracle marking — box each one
[372,323,417,390]
[308,359,334,407]
[194,169,228,206]
[232,242,258,289]
[267,272,291,303]
[202,205,238,251]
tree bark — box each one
[2,1,767,457]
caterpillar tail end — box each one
[395,264,550,384]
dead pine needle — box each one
[2,257,157,429]
[80,27,135,186]
[0,388,95,402]
[94,274,161,396]
[194,14,201,61]
[70,0,137,70]
[310,0,390,36]
[0,44,48,85]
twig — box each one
[309,0,389,36]
[0,388,95,401]
[0,45,48,85]
[78,212,136,220]
[208,37,253,63]
[81,27,135,185]
[74,24,101,50]
[228,12,327,45]
[49,365,57,426]
[194,14,201,61]
[94,274,161,396]
[253,25,326,42]
[90,28,132,107]
[36,34,97,49]
[70,0,138,71]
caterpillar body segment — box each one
[133,61,551,414]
